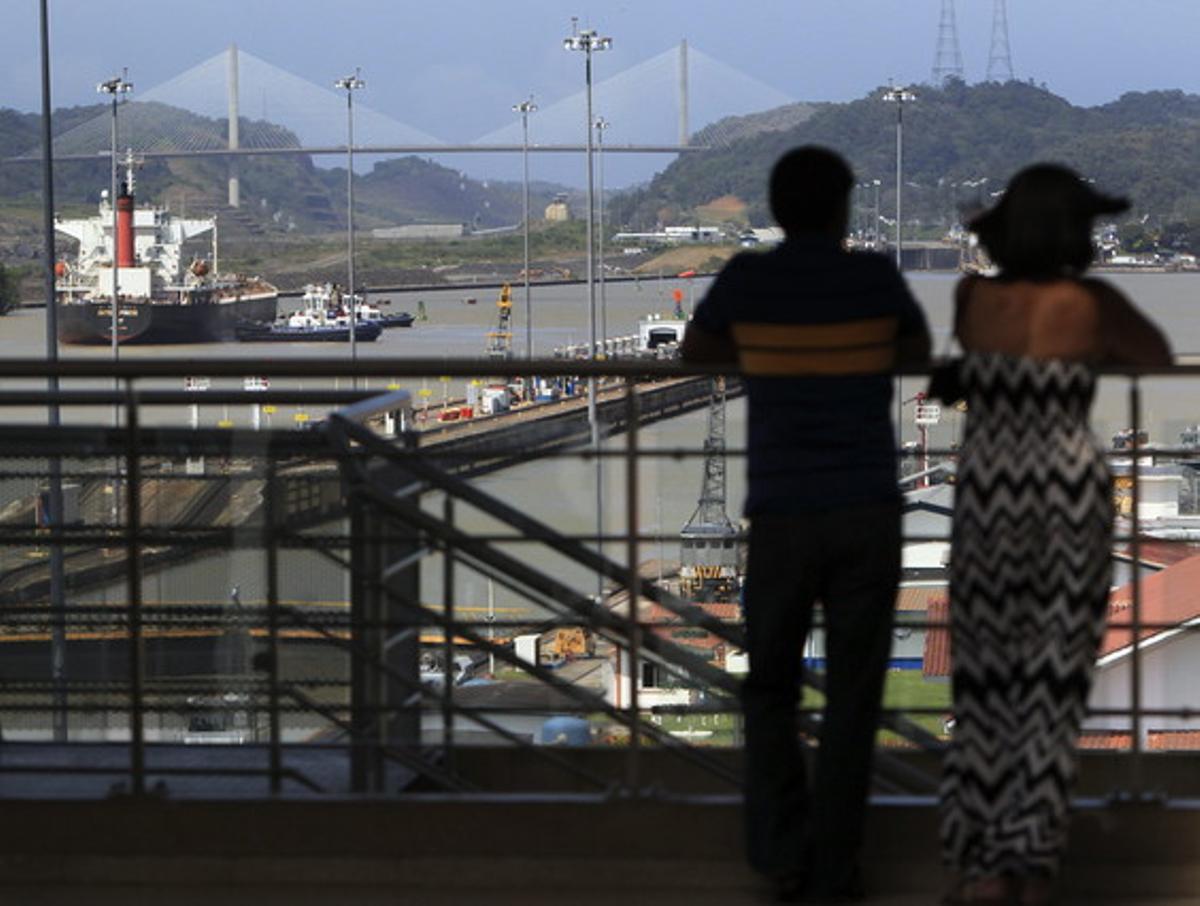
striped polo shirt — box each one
[691,236,927,515]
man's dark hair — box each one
[969,163,1129,279]
[769,146,854,234]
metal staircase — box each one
[323,389,941,796]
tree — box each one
[0,263,19,315]
[1117,222,1157,255]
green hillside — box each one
[0,101,562,247]
[611,80,1200,243]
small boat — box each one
[316,285,415,328]
[234,319,382,343]
[233,283,382,342]
[373,309,415,328]
[343,298,414,328]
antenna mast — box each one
[987,0,1015,82]
[931,0,964,85]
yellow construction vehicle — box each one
[541,627,595,662]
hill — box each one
[353,157,545,229]
[611,81,1200,244]
[0,101,567,259]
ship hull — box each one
[235,320,383,343]
[57,293,278,345]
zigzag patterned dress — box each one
[940,351,1113,879]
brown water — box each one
[4,272,1198,617]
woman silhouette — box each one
[940,164,1170,905]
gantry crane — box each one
[679,376,741,601]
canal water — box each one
[1,272,1198,722]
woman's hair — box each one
[969,164,1128,278]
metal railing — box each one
[0,358,1194,802]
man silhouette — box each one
[682,146,930,901]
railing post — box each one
[349,481,372,793]
[442,496,455,767]
[265,457,283,795]
[624,376,642,793]
[371,506,388,792]
[1128,378,1144,798]
[347,430,423,793]
[381,431,423,786]
[124,384,145,795]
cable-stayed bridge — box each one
[474,41,794,186]
[18,42,796,193]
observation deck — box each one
[0,357,1194,904]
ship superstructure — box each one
[54,155,277,345]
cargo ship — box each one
[54,158,277,345]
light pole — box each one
[97,72,132,363]
[594,116,610,353]
[872,179,882,248]
[97,73,131,561]
[335,69,365,377]
[882,85,916,270]
[564,25,611,445]
[513,96,537,361]
[855,182,874,243]
[40,0,69,744]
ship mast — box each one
[121,148,138,195]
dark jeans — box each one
[742,501,901,886]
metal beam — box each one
[4,143,706,165]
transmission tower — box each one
[679,377,739,601]
[987,0,1015,82]
[931,0,964,85]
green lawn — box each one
[627,671,951,749]
[794,669,951,745]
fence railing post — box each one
[1128,377,1144,798]
[442,496,455,767]
[265,458,283,795]
[124,385,145,795]
[349,477,371,793]
[624,376,642,793]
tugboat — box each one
[54,154,277,345]
[326,285,414,328]
[233,320,381,343]
[234,283,381,343]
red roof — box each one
[657,629,727,653]
[1148,731,1200,751]
[922,553,1200,677]
[1075,731,1200,751]
[640,600,740,625]
[1114,540,1200,569]
[897,585,947,613]
[1101,553,1200,658]
[922,597,952,678]
[1078,732,1131,751]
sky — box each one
[6,1,1200,186]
